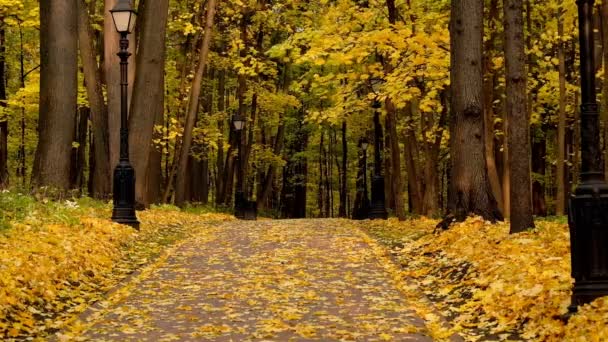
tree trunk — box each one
[504,0,534,233]
[444,0,502,224]
[174,0,217,206]
[128,0,170,207]
[386,99,406,220]
[216,70,226,205]
[77,0,111,198]
[602,1,608,180]
[556,8,567,216]
[0,22,8,188]
[104,0,121,170]
[404,101,423,214]
[483,0,504,214]
[146,103,164,204]
[33,0,78,191]
[338,121,348,217]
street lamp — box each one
[110,0,138,229]
[353,137,370,220]
[568,0,608,313]
[369,86,388,220]
[233,114,256,220]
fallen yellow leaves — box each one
[363,216,608,341]
[0,195,233,340]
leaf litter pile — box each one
[363,217,608,341]
[0,193,233,340]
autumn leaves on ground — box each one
[0,192,606,341]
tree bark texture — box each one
[446,0,502,223]
[34,0,78,191]
[504,0,534,232]
[128,0,170,207]
[104,0,120,170]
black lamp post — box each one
[353,138,370,220]
[233,114,246,219]
[568,0,608,313]
[233,114,256,220]
[369,100,388,220]
[110,0,138,228]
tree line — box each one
[0,0,596,232]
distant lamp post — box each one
[369,91,388,220]
[233,114,257,220]
[353,137,370,220]
[110,0,138,229]
[568,0,608,314]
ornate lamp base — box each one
[568,180,608,312]
[235,190,257,221]
[112,162,139,229]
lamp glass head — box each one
[233,116,245,131]
[111,0,137,34]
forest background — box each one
[0,0,593,224]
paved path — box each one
[75,219,431,341]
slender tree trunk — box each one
[602,1,608,180]
[404,101,423,214]
[0,21,8,188]
[484,0,504,214]
[386,99,406,220]
[77,0,111,198]
[556,8,567,216]
[33,0,78,191]
[444,0,502,225]
[104,0,121,170]
[338,121,348,217]
[216,70,226,205]
[504,0,534,232]
[174,0,217,206]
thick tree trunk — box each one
[444,0,502,225]
[128,0,170,207]
[33,0,78,191]
[174,0,217,206]
[504,0,534,232]
[77,0,111,198]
